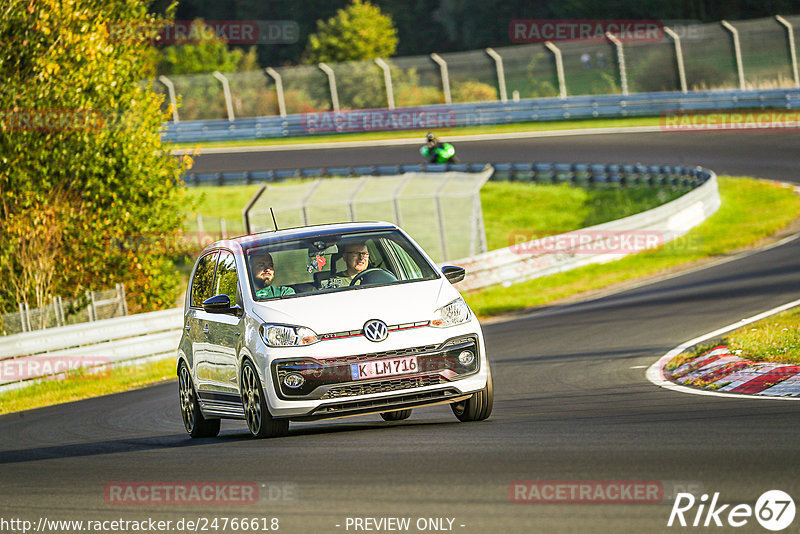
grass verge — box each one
[464,177,800,317]
[0,359,176,416]
[667,307,800,371]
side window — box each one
[191,251,219,307]
[214,250,240,306]
[381,238,422,280]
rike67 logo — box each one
[668,490,795,531]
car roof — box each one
[200,221,400,255]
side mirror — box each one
[441,265,466,284]
[203,294,233,314]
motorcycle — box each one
[419,139,458,164]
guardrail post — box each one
[157,75,180,123]
[605,32,628,95]
[374,58,395,109]
[212,71,235,122]
[265,67,288,117]
[776,16,800,88]
[721,20,746,90]
[545,41,567,99]
[318,63,340,112]
[663,27,688,94]
[430,53,452,104]
[485,48,508,103]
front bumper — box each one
[263,331,489,419]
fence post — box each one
[157,75,180,123]
[54,296,64,327]
[663,26,688,94]
[318,63,340,112]
[485,48,508,103]
[18,302,27,333]
[374,58,395,109]
[347,177,368,221]
[430,53,452,104]
[119,284,128,316]
[434,174,454,262]
[605,32,628,95]
[212,71,235,122]
[776,16,800,88]
[721,21,745,90]
[87,290,97,322]
[392,175,413,227]
[197,214,205,246]
[220,217,228,239]
[265,67,288,117]
[545,41,567,99]
[300,179,322,226]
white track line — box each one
[170,125,666,155]
[646,297,800,401]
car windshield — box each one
[243,229,439,301]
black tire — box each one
[380,409,412,421]
[451,368,493,422]
[241,360,289,439]
[178,362,220,438]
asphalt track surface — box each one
[2,131,800,533]
[188,130,800,182]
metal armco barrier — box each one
[164,88,800,144]
[0,309,182,392]
[184,161,712,188]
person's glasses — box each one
[346,252,369,258]
[257,265,274,272]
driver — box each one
[251,252,295,299]
[326,242,370,288]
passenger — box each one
[251,252,295,299]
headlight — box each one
[430,298,471,328]
[261,324,320,347]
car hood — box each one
[250,278,459,332]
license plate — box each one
[350,356,418,380]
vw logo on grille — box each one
[363,319,388,342]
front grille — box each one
[319,344,439,365]
[319,374,446,399]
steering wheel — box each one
[350,268,398,286]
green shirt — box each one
[255,285,295,299]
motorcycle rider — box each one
[419,132,457,163]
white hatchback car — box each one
[178,222,493,438]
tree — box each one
[0,0,191,314]
[304,0,398,64]
[158,19,258,75]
